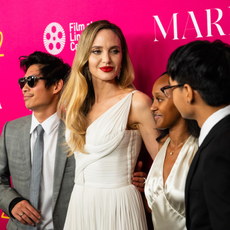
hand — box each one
[11,200,41,226]
[132,161,147,193]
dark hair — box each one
[160,71,168,77]
[167,40,230,106]
[156,129,169,143]
[155,72,200,142]
[19,51,71,88]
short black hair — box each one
[19,51,71,88]
[167,40,230,106]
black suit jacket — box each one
[185,114,230,230]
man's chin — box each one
[25,104,33,111]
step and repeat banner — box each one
[0,0,229,229]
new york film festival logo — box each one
[43,21,92,55]
[0,30,4,57]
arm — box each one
[0,122,22,216]
[132,161,147,192]
[128,91,159,159]
[0,122,40,226]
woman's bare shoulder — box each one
[131,91,152,111]
[128,90,153,127]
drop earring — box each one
[117,67,122,80]
[117,72,120,79]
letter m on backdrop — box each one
[153,13,178,41]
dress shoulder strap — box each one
[118,90,138,129]
[131,89,138,94]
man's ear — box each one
[53,79,64,94]
[183,84,194,104]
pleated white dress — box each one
[64,91,148,230]
[144,136,198,230]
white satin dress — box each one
[144,135,198,230]
[64,91,147,230]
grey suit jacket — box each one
[0,115,75,230]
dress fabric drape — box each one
[145,136,198,230]
[64,91,147,230]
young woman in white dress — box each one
[58,20,158,230]
[144,72,200,230]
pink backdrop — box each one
[1,0,229,228]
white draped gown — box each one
[64,91,148,230]
[144,136,198,230]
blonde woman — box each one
[59,20,158,230]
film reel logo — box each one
[43,22,66,55]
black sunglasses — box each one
[18,75,46,89]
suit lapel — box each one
[52,120,68,210]
[19,116,32,192]
[185,115,230,216]
[185,146,201,209]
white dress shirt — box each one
[199,105,230,146]
[30,112,60,230]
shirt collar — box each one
[30,112,60,135]
[198,105,230,146]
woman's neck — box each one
[92,78,121,103]
[168,120,190,147]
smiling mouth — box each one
[23,95,32,100]
[100,67,114,72]
[153,114,161,121]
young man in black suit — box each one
[166,40,230,230]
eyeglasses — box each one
[18,75,46,89]
[160,84,184,98]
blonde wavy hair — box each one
[58,20,135,154]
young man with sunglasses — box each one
[0,51,74,230]
[167,40,230,230]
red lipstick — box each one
[100,66,114,72]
